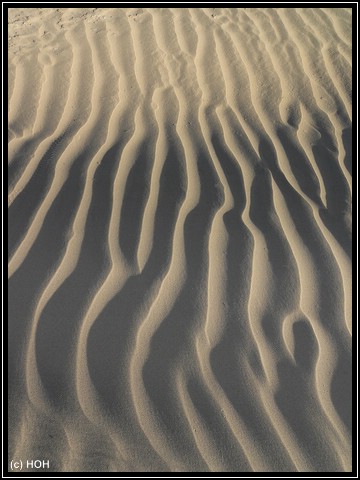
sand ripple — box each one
[8,7,352,472]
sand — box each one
[8,7,352,473]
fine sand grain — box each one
[8,7,352,473]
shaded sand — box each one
[8,7,352,473]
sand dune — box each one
[8,7,352,473]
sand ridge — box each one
[8,7,352,473]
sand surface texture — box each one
[8,7,352,473]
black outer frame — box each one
[2,2,358,478]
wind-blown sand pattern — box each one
[8,7,352,473]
